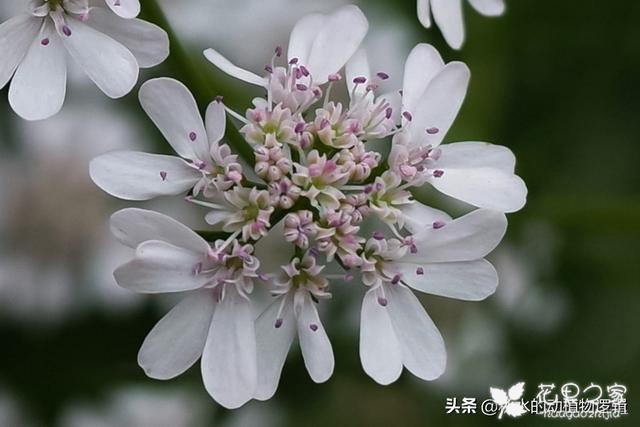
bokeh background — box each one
[1,0,639,426]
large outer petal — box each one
[291,5,368,84]
[139,78,209,160]
[417,0,432,28]
[254,294,296,400]
[397,259,498,301]
[205,100,226,146]
[104,0,140,19]
[90,151,200,201]
[296,292,334,383]
[114,240,210,293]
[345,48,371,98]
[203,48,266,86]
[9,21,66,121]
[110,208,209,253]
[0,15,42,89]
[138,289,215,379]
[62,16,138,98]
[202,286,257,409]
[360,288,403,385]
[468,0,506,16]
[401,43,444,116]
[386,283,446,380]
[401,202,452,234]
[430,142,527,212]
[403,209,507,263]
[86,7,169,68]
[409,61,470,147]
[431,0,465,50]
[287,12,325,66]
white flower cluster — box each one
[90,5,526,409]
[0,0,167,120]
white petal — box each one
[360,288,402,385]
[401,202,451,234]
[62,16,138,98]
[139,78,209,160]
[9,21,66,121]
[0,15,42,89]
[404,209,507,263]
[110,208,209,253]
[386,283,446,380]
[86,7,168,68]
[104,0,140,19]
[254,221,294,275]
[205,100,226,146]
[397,259,498,301]
[468,0,506,16]
[409,61,470,147]
[431,0,465,49]
[296,292,334,383]
[287,12,325,66]
[138,289,215,379]
[402,43,444,115]
[254,294,296,400]
[437,141,516,171]
[429,167,527,212]
[203,48,266,86]
[430,142,526,212]
[304,5,369,84]
[90,150,200,201]
[417,0,432,28]
[202,286,257,409]
[114,240,209,293]
[345,48,371,98]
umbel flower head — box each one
[0,0,169,120]
[92,5,527,409]
[417,0,505,49]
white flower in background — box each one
[93,5,526,407]
[417,0,505,49]
[387,43,526,212]
[0,0,169,120]
[359,209,505,384]
[111,208,263,409]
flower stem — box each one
[139,0,255,165]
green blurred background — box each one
[0,0,638,425]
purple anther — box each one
[264,65,273,73]
[309,323,319,332]
[189,131,197,141]
[62,25,72,37]
[289,57,299,65]
[391,274,401,285]
[274,46,283,57]
[159,171,167,181]
[432,220,446,229]
[295,122,305,134]
[376,72,390,80]
[41,38,50,46]
[275,318,283,328]
[296,84,308,91]
[353,76,367,84]
[426,127,440,134]
[373,231,385,240]
[416,267,424,275]
[432,169,444,178]
[403,111,413,121]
